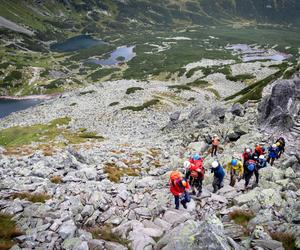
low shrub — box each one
[50,176,62,184]
[11,192,50,203]
[104,163,140,183]
[121,99,160,111]
[270,232,296,250]
[228,209,254,228]
[125,87,144,94]
[0,213,22,250]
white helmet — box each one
[246,148,251,153]
[259,155,265,159]
[213,134,218,138]
[183,161,191,169]
[212,161,219,168]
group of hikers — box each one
[169,135,286,210]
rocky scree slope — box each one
[0,75,300,249]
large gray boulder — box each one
[258,79,300,129]
[156,215,233,250]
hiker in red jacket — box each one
[186,154,205,196]
[169,171,190,209]
[242,148,254,166]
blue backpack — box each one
[247,163,255,172]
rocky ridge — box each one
[0,74,300,249]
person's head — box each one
[211,161,219,168]
[183,161,191,169]
[231,159,237,166]
[213,134,218,138]
[259,155,265,159]
[272,144,277,148]
[246,148,251,153]
[193,154,201,160]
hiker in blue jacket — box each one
[253,155,268,186]
[211,161,225,193]
[267,144,279,166]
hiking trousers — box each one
[244,171,254,188]
[230,170,240,187]
[212,176,224,193]
[267,156,275,166]
[189,176,203,194]
[174,192,190,209]
[211,145,218,156]
[254,168,260,184]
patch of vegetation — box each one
[88,68,120,82]
[11,192,50,203]
[186,66,202,78]
[206,88,221,99]
[69,44,115,61]
[187,79,209,87]
[79,90,96,95]
[70,102,77,106]
[104,163,140,183]
[0,213,22,250]
[168,84,192,91]
[2,71,22,87]
[270,232,296,250]
[79,132,104,139]
[87,224,129,247]
[40,69,50,77]
[283,64,300,79]
[224,69,285,103]
[228,209,254,228]
[50,176,62,184]
[0,62,10,69]
[121,99,160,111]
[188,97,195,101]
[0,117,102,149]
[116,56,125,61]
[125,87,144,94]
[109,102,119,107]
[43,79,65,89]
[226,74,255,82]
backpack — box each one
[190,170,199,178]
[170,171,182,182]
[247,163,255,172]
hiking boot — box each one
[181,201,187,209]
[197,191,202,197]
[192,190,196,195]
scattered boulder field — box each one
[0,72,300,249]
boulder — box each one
[128,229,156,250]
[59,220,77,240]
[31,161,53,178]
[156,215,231,250]
[251,239,284,250]
[162,210,191,226]
[169,111,181,122]
[211,106,226,120]
[258,79,299,129]
[231,103,245,117]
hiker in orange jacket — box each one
[170,171,190,209]
[211,134,220,157]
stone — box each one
[62,237,82,250]
[134,207,151,218]
[128,229,156,250]
[162,210,191,226]
[88,239,105,250]
[31,161,53,178]
[211,106,226,119]
[118,189,129,201]
[285,167,296,179]
[153,218,171,230]
[169,111,181,122]
[141,227,163,238]
[187,141,208,154]
[80,168,97,180]
[58,220,77,239]
[156,215,231,250]
[105,241,127,250]
[74,241,89,250]
[210,194,228,204]
[231,103,245,117]
[112,220,144,239]
[251,239,284,250]
[81,205,94,218]
[258,79,297,129]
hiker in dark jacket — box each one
[244,159,257,189]
[275,137,285,158]
[253,155,267,186]
[211,161,225,193]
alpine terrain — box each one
[0,1,300,250]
